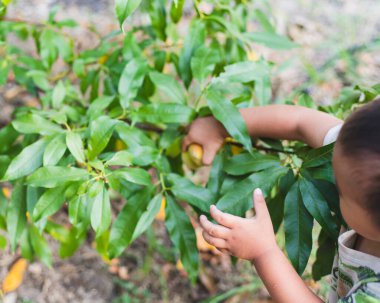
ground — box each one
[1,0,380,302]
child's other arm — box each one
[239,105,343,148]
[200,189,323,303]
[183,105,343,165]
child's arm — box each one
[200,189,323,303]
[183,105,343,165]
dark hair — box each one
[337,98,380,228]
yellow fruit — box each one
[114,139,127,151]
[231,144,244,155]
[182,152,197,170]
[98,55,109,65]
[187,144,203,167]
[176,259,184,271]
[2,187,11,199]
[247,50,260,62]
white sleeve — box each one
[323,124,343,146]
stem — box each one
[159,173,168,191]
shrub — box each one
[0,0,379,283]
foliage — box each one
[0,0,379,284]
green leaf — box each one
[135,103,195,124]
[66,131,85,163]
[306,164,335,184]
[299,177,339,238]
[106,151,133,166]
[4,139,48,181]
[165,193,198,282]
[29,224,52,266]
[0,124,19,153]
[284,181,313,274]
[224,152,281,175]
[217,166,288,215]
[207,152,225,197]
[12,113,63,135]
[118,58,148,108]
[149,71,186,104]
[167,173,215,214]
[43,134,67,166]
[6,181,27,252]
[217,60,270,84]
[302,143,334,168]
[33,186,66,221]
[0,155,11,179]
[170,0,184,23]
[132,193,162,241]
[0,234,6,249]
[312,229,336,281]
[108,188,151,258]
[26,186,42,217]
[245,32,297,50]
[27,166,89,188]
[88,116,118,160]
[90,181,111,236]
[148,0,167,41]
[0,59,10,86]
[26,70,51,90]
[87,96,115,118]
[52,80,66,108]
[113,167,151,186]
[179,20,206,88]
[116,123,155,148]
[39,29,58,68]
[115,0,142,27]
[20,229,34,261]
[254,9,275,33]
[206,88,252,152]
[191,45,220,82]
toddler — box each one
[183,99,380,302]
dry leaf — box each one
[2,258,28,294]
[155,197,166,221]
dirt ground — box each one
[1,0,380,302]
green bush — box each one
[0,0,379,283]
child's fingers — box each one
[200,215,230,239]
[182,136,192,151]
[202,231,228,249]
[210,205,239,228]
[202,144,219,165]
[253,188,270,218]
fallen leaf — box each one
[2,258,28,294]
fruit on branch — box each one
[182,144,203,169]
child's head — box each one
[332,98,380,241]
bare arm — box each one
[239,105,343,148]
[183,104,343,164]
[253,247,323,303]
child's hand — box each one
[199,188,277,261]
[182,117,228,165]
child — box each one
[183,100,380,302]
